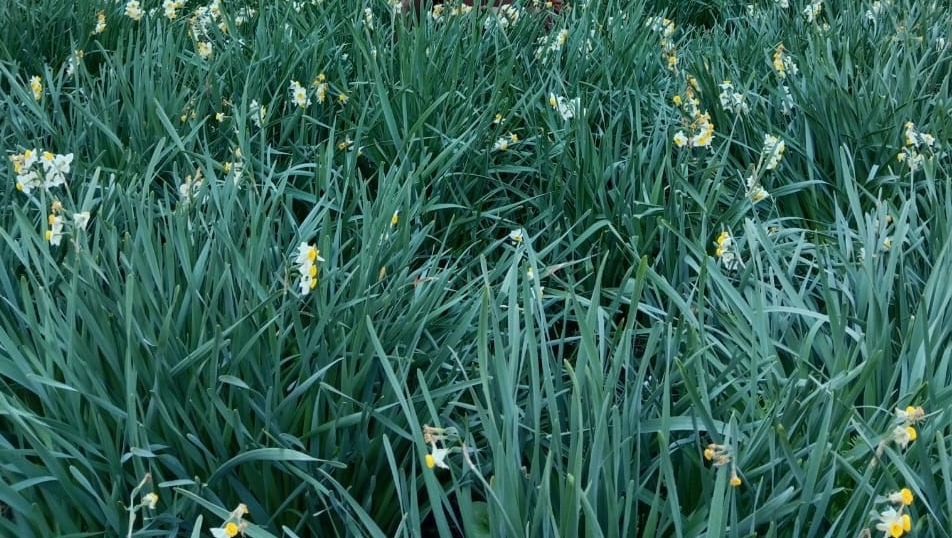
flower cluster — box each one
[46,203,65,246]
[762,134,786,171]
[29,76,42,102]
[312,73,329,103]
[178,169,204,202]
[535,28,569,61]
[125,0,143,21]
[223,148,245,184]
[672,79,715,149]
[484,5,522,30]
[294,242,325,295]
[10,149,74,195]
[249,99,267,128]
[802,0,823,23]
[289,80,310,109]
[865,0,890,22]
[897,121,935,172]
[93,10,106,34]
[772,44,799,79]
[865,405,925,536]
[196,41,213,59]
[210,503,249,538]
[717,80,749,116]
[163,0,185,20]
[714,230,741,270]
[742,134,785,203]
[548,93,580,121]
[493,132,519,152]
[646,16,677,71]
[873,485,915,537]
[285,72,348,111]
[423,424,459,470]
[65,50,83,78]
[361,7,374,30]
[890,405,924,450]
[703,443,742,487]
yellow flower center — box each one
[425,454,436,469]
[224,521,239,537]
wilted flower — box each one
[703,443,732,466]
[895,405,925,424]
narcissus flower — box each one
[549,93,580,120]
[875,507,911,538]
[425,444,450,469]
[210,503,248,538]
[772,44,799,78]
[289,80,310,108]
[718,80,749,115]
[142,492,159,510]
[41,151,73,188]
[887,488,914,507]
[197,41,213,60]
[163,0,185,20]
[249,100,266,128]
[46,212,64,246]
[493,133,519,152]
[294,242,325,295]
[93,11,107,34]
[73,211,91,231]
[125,0,143,21]
[763,134,786,170]
[29,76,42,101]
[891,424,916,449]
